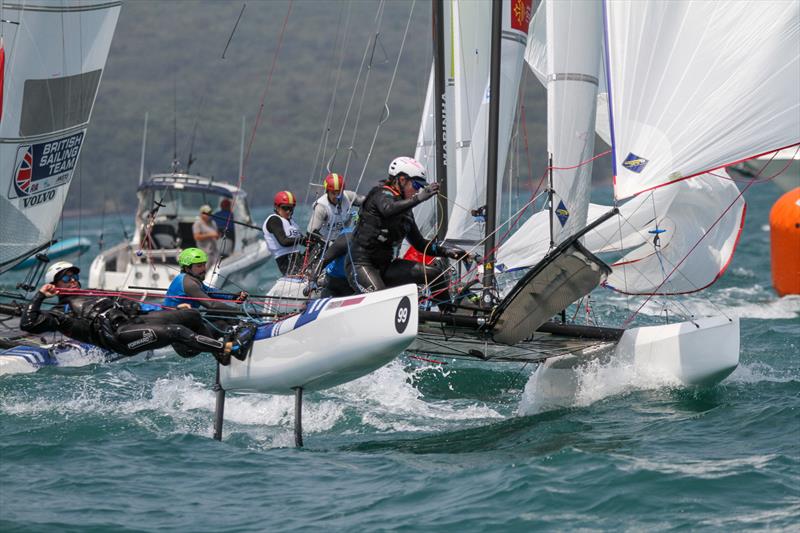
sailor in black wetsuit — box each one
[347,156,472,296]
[20,262,238,365]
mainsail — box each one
[0,0,121,274]
[604,0,800,200]
[498,0,796,296]
[443,0,530,245]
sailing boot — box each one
[223,322,258,361]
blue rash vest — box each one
[164,272,235,309]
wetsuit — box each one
[347,183,461,295]
[20,293,225,360]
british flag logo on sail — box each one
[14,146,33,194]
[8,130,85,202]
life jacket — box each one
[262,213,303,258]
[354,185,413,255]
[164,272,210,309]
[312,192,356,241]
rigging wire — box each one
[354,0,417,193]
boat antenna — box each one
[171,80,179,173]
[432,0,448,240]
[482,0,502,304]
[185,96,204,172]
[238,115,246,180]
[138,111,149,185]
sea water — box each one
[1,184,798,531]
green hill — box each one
[70,0,563,214]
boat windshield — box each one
[138,188,231,219]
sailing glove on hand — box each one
[235,291,248,303]
[415,182,440,202]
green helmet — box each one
[178,247,208,267]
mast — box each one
[432,0,448,240]
[482,0,502,291]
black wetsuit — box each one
[347,183,452,295]
[20,293,225,359]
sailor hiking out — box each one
[164,248,255,362]
[20,261,242,365]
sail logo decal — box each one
[556,200,570,227]
[8,131,86,204]
[622,153,649,173]
[510,0,532,32]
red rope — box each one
[621,178,754,327]
[408,354,447,365]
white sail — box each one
[525,1,613,146]
[545,0,602,244]
[605,0,800,200]
[497,170,745,295]
[445,0,531,244]
[412,65,438,239]
[0,0,121,273]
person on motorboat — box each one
[193,205,221,267]
[346,156,473,298]
[213,198,236,258]
[20,261,249,365]
[263,190,306,276]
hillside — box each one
[70,0,564,213]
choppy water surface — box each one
[1,186,798,531]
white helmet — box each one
[388,156,427,180]
[45,261,79,283]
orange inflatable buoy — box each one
[770,187,800,296]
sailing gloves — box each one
[414,182,440,203]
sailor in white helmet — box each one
[343,156,472,298]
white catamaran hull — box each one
[221,284,418,394]
[530,316,740,408]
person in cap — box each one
[212,198,236,258]
[262,190,305,275]
[346,156,472,296]
[193,204,220,267]
[20,261,244,365]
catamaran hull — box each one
[0,341,111,376]
[530,316,740,407]
[220,284,419,394]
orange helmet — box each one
[273,190,296,208]
[324,172,345,193]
